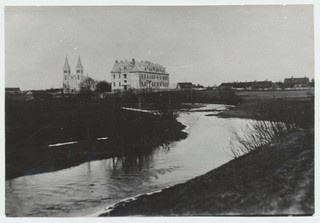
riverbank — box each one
[5,98,187,180]
[100,95,314,216]
[102,128,314,216]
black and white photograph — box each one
[1,0,318,221]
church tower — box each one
[63,56,71,92]
[63,56,71,75]
[76,55,84,82]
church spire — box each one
[76,55,83,70]
[63,56,71,70]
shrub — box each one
[229,120,299,158]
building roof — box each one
[252,81,273,89]
[219,82,253,89]
[63,57,71,70]
[284,77,309,85]
[111,59,167,74]
[177,82,194,89]
[5,87,21,92]
[76,56,83,69]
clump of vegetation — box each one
[229,120,298,158]
[228,97,314,158]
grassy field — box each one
[235,89,314,101]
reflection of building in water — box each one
[110,58,170,92]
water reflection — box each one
[6,104,248,217]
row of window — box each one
[140,73,168,81]
[113,80,127,87]
[112,73,168,81]
[144,67,165,73]
[119,66,165,73]
[64,75,81,80]
[113,74,127,79]
[140,82,169,87]
[64,70,82,74]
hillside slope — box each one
[103,129,314,216]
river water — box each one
[5,104,251,217]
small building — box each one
[284,77,310,89]
[252,81,273,90]
[5,87,21,95]
[176,82,194,90]
[110,58,170,92]
[218,82,253,90]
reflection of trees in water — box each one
[111,142,172,172]
[107,143,173,184]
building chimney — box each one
[132,58,135,64]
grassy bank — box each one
[5,98,187,180]
[101,91,314,216]
[105,128,314,216]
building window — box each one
[77,75,79,80]
[124,66,127,71]
[119,74,121,79]
[113,82,115,87]
[124,80,127,83]
[119,82,121,86]
[113,75,115,79]
[64,75,67,80]
[123,74,127,79]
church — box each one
[63,56,96,93]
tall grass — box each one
[229,121,299,158]
[228,97,313,158]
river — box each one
[5,104,251,217]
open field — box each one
[235,89,314,102]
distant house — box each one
[218,82,253,90]
[252,81,273,90]
[284,77,310,89]
[5,87,21,95]
[176,82,194,90]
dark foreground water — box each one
[6,104,251,217]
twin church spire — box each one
[63,55,83,73]
[63,55,85,93]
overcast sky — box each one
[5,5,314,90]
